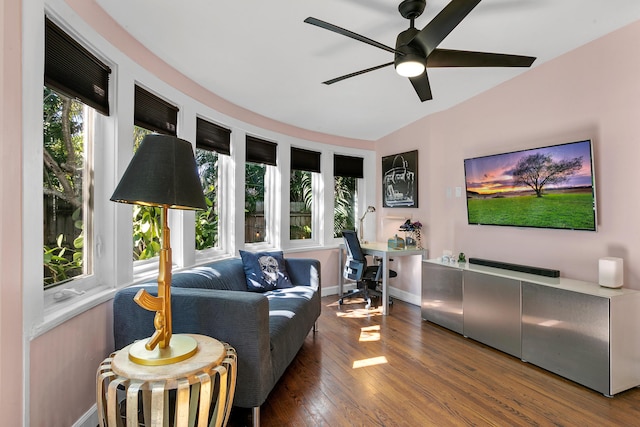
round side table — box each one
[97,334,237,427]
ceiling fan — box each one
[305,0,536,102]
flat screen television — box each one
[464,139,596,231]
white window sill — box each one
[33,283,118,339]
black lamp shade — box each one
[110,134,206,210]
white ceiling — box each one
[96,0,640,141]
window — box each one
[290,147,320,240]
[333,154,363,237]
[43,88,93,288]
[43,18,110,289]
[195,118,231,251]
[132,86,178,261]
[245,136,277,244]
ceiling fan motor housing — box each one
[395,27,426,72]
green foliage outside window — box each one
[245,163,265,213]
[43,87,87,287]
[132,204,162,260]
[334,176,357,237]
[290,170,312,240]
[195,148,219,250]
[290,170,312,212]
[43,209,84,286]
[245,163,266,243]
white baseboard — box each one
[73,404,98,427]
[388,287,421,306]
[322,283,355,297]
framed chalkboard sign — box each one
[382,150,418,208]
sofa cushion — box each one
[239,250,293,292]
[171,258,248,291]
[266,286,321,379]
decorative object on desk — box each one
[382,150,418,208]
[387,234,405,250]
[110,134,206,365]
[359,205,376,243]
[599,257,624,288]
[458,252,466,263]
[399,219,423,249]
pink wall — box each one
[0,0,24,425]
[29,303,113,427]
[287,249,342,290]
[378,19,640,288]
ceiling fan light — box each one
[395,59,425,77]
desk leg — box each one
[338,245,344,297]
[381,254,389,315]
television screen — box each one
[464,140,596,231]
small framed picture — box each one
[382,150,418,208]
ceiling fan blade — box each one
[427,49,536,67]
[411,0,481,55]
[304,17,400,55]
[409,72,433,102]
[323,62,394,85]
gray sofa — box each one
[113,256,321,424]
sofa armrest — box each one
[113,286,272,408]
[285,258,321,290]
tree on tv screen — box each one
[512,153,583,198]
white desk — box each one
[339,242,425,315]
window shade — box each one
[196,118,231,155]
[134,85,178,136]
[44,17,111,115]
[246,136,277,166]
[291,147,321,173]
[334,154,364,178]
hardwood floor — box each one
[228,296,640,426]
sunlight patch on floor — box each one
[335,307,383,319]
[353,356,388,369]
[328,298,383,318]
[359,325,381,342]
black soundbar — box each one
[468,258,560,278]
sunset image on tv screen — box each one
[464,140,596,231]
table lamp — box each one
[111,134,206,365]
[359,206,376,243]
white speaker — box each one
[599,257,624,288]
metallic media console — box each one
[422,259,640,396]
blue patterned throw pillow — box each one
[239,250,294,292]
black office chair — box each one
[339,229,396,309]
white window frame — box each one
[243,161,279,251]
[24,10,119,337]
[194,146,230,260]
[288,169,322,248]
[330,150,376,245]
[42,103,102,304]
